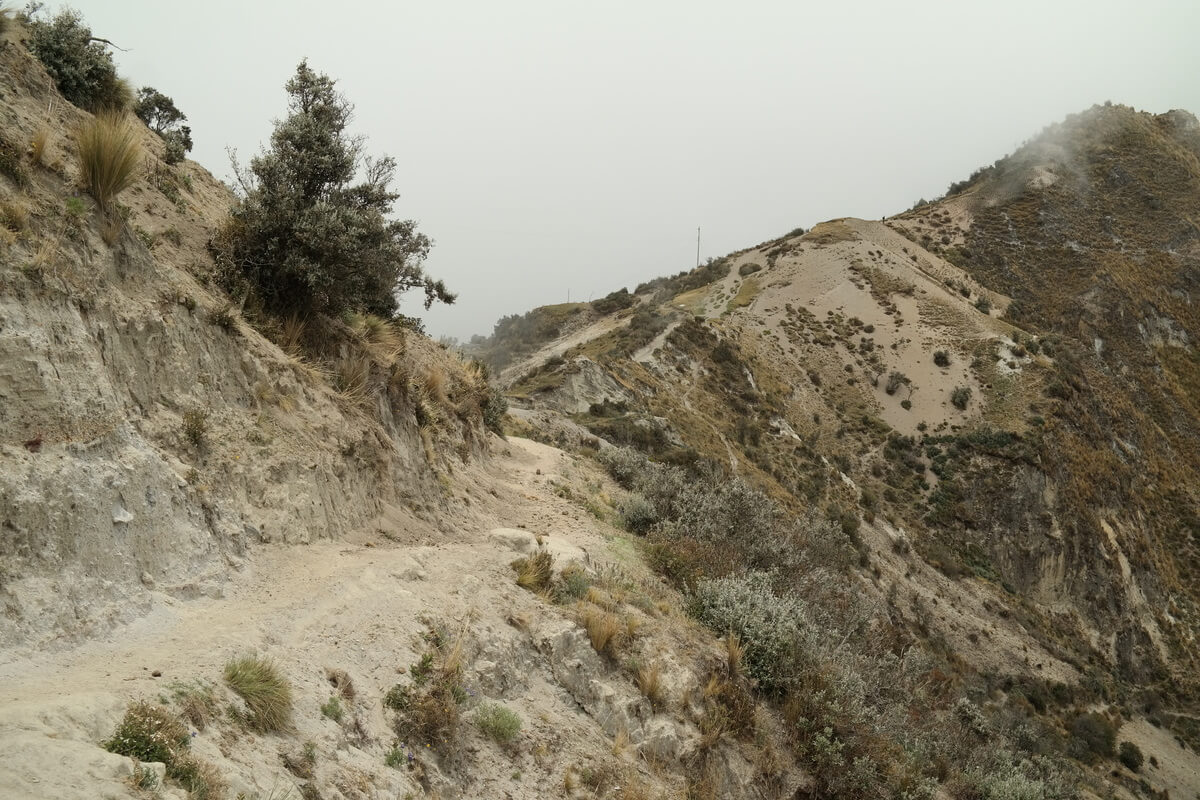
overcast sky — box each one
[71,0,1200,340]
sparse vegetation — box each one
[0,131,31,188]
[182,409,207,447]
[75,112,142,210]
[104,701,225,800]
[319,695,344,722]
[224,655,293,732]
[384,631,466,754]
[951,385,972,410]
[474,702,521,744]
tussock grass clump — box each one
[224,655,293,732]
[636,662,666,710]
[75,112,141,210]
[475,702,521,744]
[30,127,51,166]
[0,199,28,233]
[170,681,218,731]
[0,132,30,188]
[333,352,372,406]
[582,607,623,659]
[512,549,554,593]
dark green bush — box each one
[1068,712,1115,762]
[951,386,972,410]
[134,87,193,164]
[482,387,508,436]
[218,61,452,319]
[1118,740,1143,771]
[933,350,951,367]
[24,6,131,111]
[591,287,635,315]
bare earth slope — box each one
[0,437,812,800]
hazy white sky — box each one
[71,0,1200,340]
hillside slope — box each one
[483,105,1200,795]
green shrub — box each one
[482,386,508,436]
[591,287,635,315]
[950,386,972,410]
[1118,740,1143,771]
[75,112,141,210]
[689,571,811,693]
[618,492,657,534]
[1068,712,1115,762]
[134,87,192,164]
[475,703,521,744]
[219,60,452,319]
[933,350,951,367]
[24,7,131,111]
[320,695,344,722]
[104,701,190,765]
[224,655,293,732]
[182,409,207,447]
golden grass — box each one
[30,127,50,166]
[332,352,372,406]
[582,606,623,658]
[101,215,123,246]
[724,634,745,678]
[423,365,448,404]
[513,549,554,593]
[278,314,308,356]
[636,662,666,710]
[223,655,293,732]
[75,112,142,210]
[0,198,27,233]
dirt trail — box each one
[0,438,641,800]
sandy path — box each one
[0,438,619,800]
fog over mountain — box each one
[74,0,1200,339]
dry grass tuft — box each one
[422,366,448,404]
[582,606,623,659]
[75,112,142,210]
[513,549,554,593]
[637,662,667,710]
[224,655,293,732]
[325,667,356,700]
[333,352,373,406]
[724,634,745,679]
[30,127,50,166]
[0,199,28,233]
[278,314,308,356]
[101,214,123,246]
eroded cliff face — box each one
[0,35,481,653]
